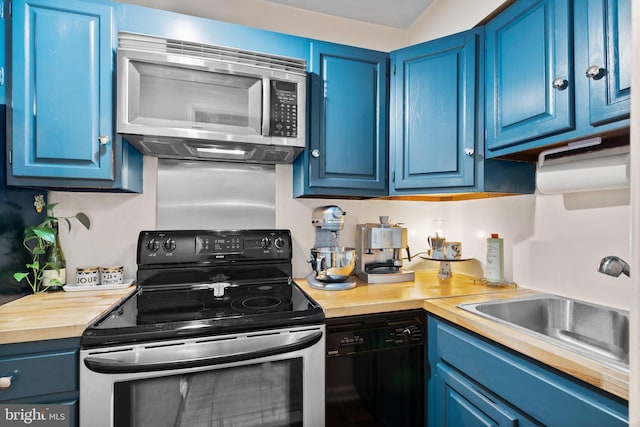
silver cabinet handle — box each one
[552,78,568,90]
[98,135,110,145]
[464,147,474,157]
[311,149,320,158]
[0,376,12,390]
[585,65,603,79]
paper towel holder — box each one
[537,137,603,168]
[535,136,630,195]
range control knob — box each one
[163,238,176,252]
[261,237,272,250]
[274,237,286,249]
[147,238,160,252]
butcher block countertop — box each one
[296,270,522,318]
[0,286,136,345]
[298,271,628,401]
[424,293,629,400]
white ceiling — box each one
[263,0,433,29]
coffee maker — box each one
[355,216,414,284]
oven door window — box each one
[113,359,303,427]
[126,60,263,135]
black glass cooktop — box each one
[81,229,324,348]
[81,280,323,348]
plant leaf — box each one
[62,217,72,232]
[32,246,46,255]
[75,212,91,230]
[32,226,55,243]
[13,272,29,282]
[46,203,59,211]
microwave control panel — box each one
[270,80,298,138]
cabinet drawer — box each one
[433,319,627,426]
[0,349,78,401]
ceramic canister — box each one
[100,266,124,285]
[76,267,100,286]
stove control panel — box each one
[137,230,292,265]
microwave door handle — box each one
[262,78,271,136]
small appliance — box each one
[307,205,356,290]
[355,216,414,284]
[116,32,306,164]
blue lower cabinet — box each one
[427,315,628,427]
[435,363,533,426]
[8,0,142,192]
[293,41,388,197]
[0,338,80,427]
[390,28,534,196]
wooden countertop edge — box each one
[0,287,136,345]
[423,293,629,401]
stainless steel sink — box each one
[458,294,629,370]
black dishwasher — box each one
[325,310,425,427]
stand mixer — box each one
[356,216,414,284]
[307,205,357,290]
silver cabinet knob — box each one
[552,78,568,90]
[585,65,603,79]
[464,147,474,157]
[0,376,12,390]
[311,149,320,158]
[98,135,110,145]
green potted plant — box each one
[13,203,90,293]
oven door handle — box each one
[83,330,323,374]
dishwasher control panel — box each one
[325,311,424,357]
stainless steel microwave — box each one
[116,32,307,163]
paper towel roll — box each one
[536,150,629,194]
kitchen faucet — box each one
[598,256,630,277]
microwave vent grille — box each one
[118,32,307,75]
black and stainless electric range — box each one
[80,230,325,427]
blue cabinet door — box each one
[390,30,478,192]
[10,0,114,181]
[485,0,573,152]
[0,338,80,427]
[293,41,388,198]
[582,0,631,125]
[427,316,629,427]
[435,363,533,427]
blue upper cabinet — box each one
[390,28,535,196]
[390,30,478,192]
[485,0,574,154]
[486,0,630,158]
[8,0,142,192]
[293,41,388,197]
[580,0,630,126]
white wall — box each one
[628,0,639,422]
[50,0,632,311]
[407,0,506,44]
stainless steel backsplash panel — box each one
[157,159,275,230]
